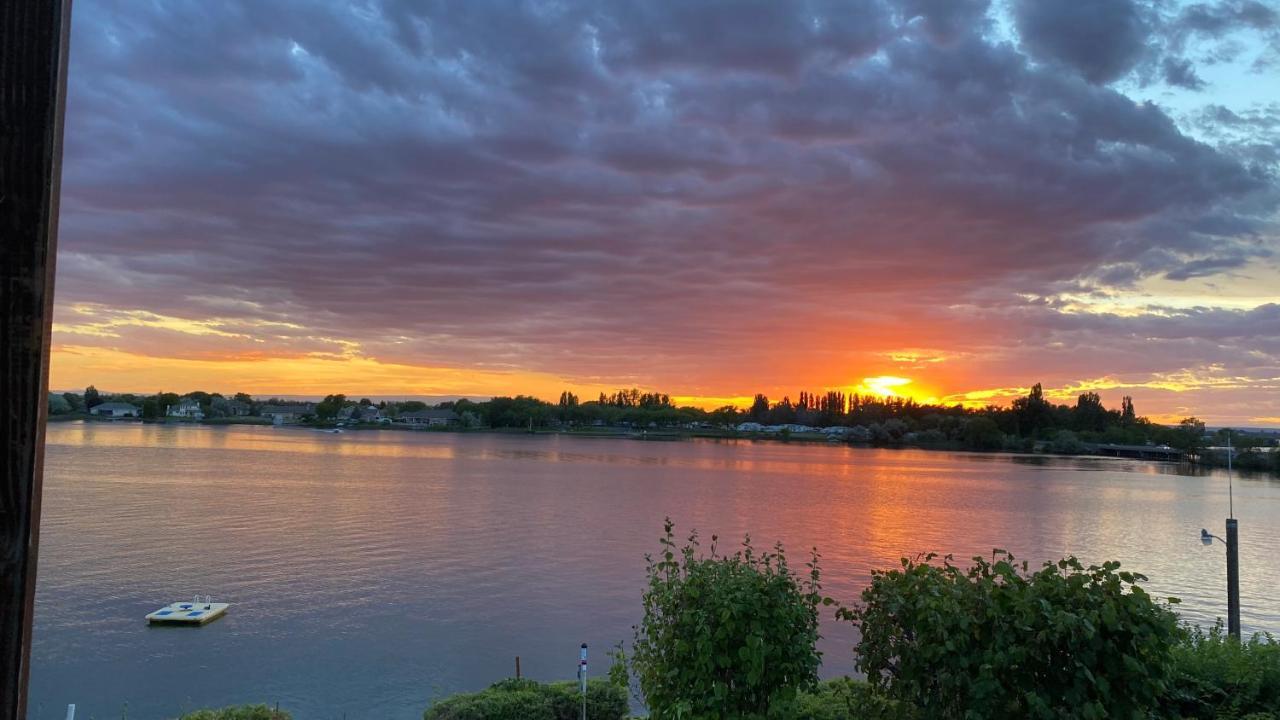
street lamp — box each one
[1199,436,1240,639]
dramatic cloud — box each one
[53,0,1280,423]
[1014,0,1154,84]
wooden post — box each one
[515,656,521,679]
[1,1,72,718]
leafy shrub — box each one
[844,552,1183,719]
[911,429,948,446]
[1167,622,1280,719]
[177,706,289,720]
[631,520,824,719]
[423,678,627,720]
[961,417,1004,451]
[769,678,917,720]
[1049,429,1084,454]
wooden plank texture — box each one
[1,1,72,718]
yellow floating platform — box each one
[146,599,230,625]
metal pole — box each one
[1226,518,1240,639]
[1227,435,1234,519]
[1225,436,1240,640]
[579,643,588,720]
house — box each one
[89,401,139,418]
[224,399,251,416]
[736,422,765,432]
[356,406,386,423]
[397,409,460,427]
[167,399,204,419]
[259,404,314,424]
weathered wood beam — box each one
[1,1,72,718]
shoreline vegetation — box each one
[48,383,1280,474]
[175,522,1280,719]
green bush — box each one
[769,678,917,720]
[177,706,290,720]
[423,678,627,720]
[1168,622,1280,719]
[1049,429,1084,454]
[844,552,1183,719]
[631,520,824,719]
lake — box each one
[28,423,1280,719]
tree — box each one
[156,392,180,415]
[962,416,1004,451]
[61,392,84,412]
[141,397,160,419]
[1170,417,1207,459]
[233,392,254,404]
[768,396,797,424]
[315,394,347,420]
[749,394,770,422]
[1072,392,1108,433]
[208,396,233,418]
[84,385,102,410]
[845,552,1182,719]
[1121,395,1137,425]
[1011,383,1054,437]
[47,393,71,415]
[631,520,823,718]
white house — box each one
[167,399,204,419]
[89,401,139,418]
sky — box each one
[51,0,1280,425]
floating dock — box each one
[146,599,229,625]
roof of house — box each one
[94,402,138,411]
[399,409,460,420]
[260,404,314,414]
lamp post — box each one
[1200,435,1240,639]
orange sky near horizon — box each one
[48,339,1270,427]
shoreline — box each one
[48,414,1278,475]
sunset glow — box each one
[50,0,1280,425]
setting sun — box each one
[847,376,941,404]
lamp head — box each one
[1201,528,1213,546]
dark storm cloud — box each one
[57,0,1280,393]
[1172,0,1277,39]
[1013,0,1153,84]
[1162,56,1207,88]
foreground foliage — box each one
[177,705,289,720]
[770,678,917,720]
[845,552,1183,719]
[631,520,824,719]
[422,678,628,720]
[1169,622,1280,719]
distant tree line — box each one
[47,383,1279,471]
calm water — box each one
[29,423,1280,719]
